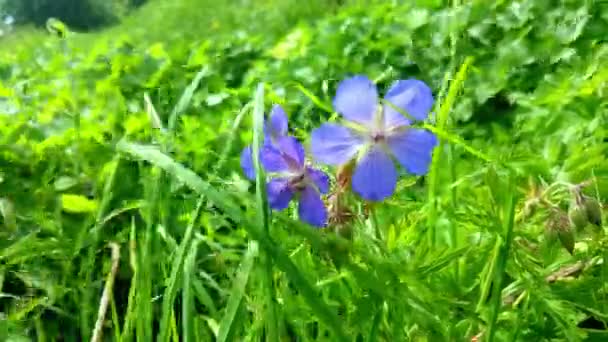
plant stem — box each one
[91,242,121,342]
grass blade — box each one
[137,165,163,342]
[79,156,121,341]
[422,123,492,163]
[157,196,205,342]
[120,218,138,342]
[217,241,259,342]
[182,239,200,342]
[116,141,232,211]
[486,173,517,341]
[366,308,382,342]
[144,92,165,132]
[252,83,269,233]
[251,83,280,341]
[292,82,334,115]
[191,276,218,315]
[168,66,210,132]
[212,101,252,175]
[426,56,473,246]
[91,242,121,342]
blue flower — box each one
[310,75,438,201]
[240,105,329,227]
[240,104,290,180]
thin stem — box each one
[448,143,459,281]
[91,243,121,342]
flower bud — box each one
[583,196,602,228]
[544,221,558,243]
[546,208,575,254]
[568,201,588,231]
[557,224,575,255]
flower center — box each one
[370,131,385,143]
[288,172,308,192]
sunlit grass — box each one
[0,0,606,341]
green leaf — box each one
[205,92,230,106]
[53,176,79,191]
[404,8,430,29]
[0,198,17,233]
[60,194,98,213]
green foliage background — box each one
[0,0,607,341]
[0,0,145,30]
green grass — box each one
[0,25,47,52]
[1,0,607,341]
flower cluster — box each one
[240,75,438,227]
[241,105,330,227]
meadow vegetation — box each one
[0,0,607,341]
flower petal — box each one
[240,146,255,180]
[260,144,290,173]
[383,79,434,128]
[264,104,288,141]
[261,136,306,173]
[333,75,378,125]
[298,185,327,227]
[386,128,438,175]
[352,146,397,201]
[267,178,294,210]
[307,167,330,194]
[311,123,364,165]
[276,136,305,169]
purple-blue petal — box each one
[298,185,327,227]
[267,178,294,210]
[311,123,364,165]
[333,75,378,125]
[306,167,330,194]
[240,146,255,180]
[386,128,438,175]
[383,79,434,128]
[261,136,306,173]
[264,104,289,141]
[276,136,305,170]
[261,145,290,173]
[352,146,397,201]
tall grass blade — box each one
[426,56,473,246]
[217,241,259,342]
[157,196,205,342]
[120,218,138,341]
[251,83,280,341]
[168,66,210,132]
[212,102,252,174]
[79,156,121,341]
[292,82,334,115]
[486,173,517,341]
[182,239,200,342]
